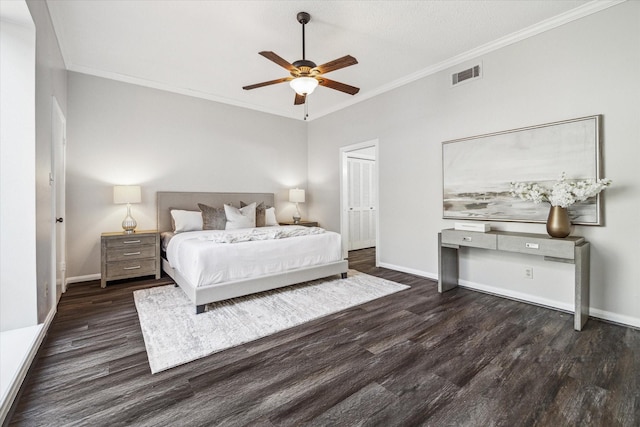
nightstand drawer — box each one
[105,235,157,249]
[106,245,157,262]
[106,259,157,279]
[441,229,497,250]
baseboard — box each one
[458,279,575,313]
[588,308,640,329]
[378,263,639,329]
[377,262,439,281]
[459,279,640,329]
[0,307,56,425]
[66,273,100,284]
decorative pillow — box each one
[224,202,256,230]
[170,209,203,233]
[265,206,278,226]
[198,203,227,230]
[240,201,268,227]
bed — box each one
[157,191,348,314]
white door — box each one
[347,156,376,250]
[51,97,66,299]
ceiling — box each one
[46,0,615,121]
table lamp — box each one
[289,188,305,224]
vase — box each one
[546,206,571,238]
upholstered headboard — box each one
[157,191,275,233]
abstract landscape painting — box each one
[442,115,602,224]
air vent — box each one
[451,64,481,86]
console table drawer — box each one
[497,235,576,259]
[441,229,497,250]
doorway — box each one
[340,140,379,264]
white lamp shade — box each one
[113,185,141,204]
[289,188,305,203]
[289,77,318,95]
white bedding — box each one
[166,226,343,288]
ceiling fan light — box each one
[289,77,318,95]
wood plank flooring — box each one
[8,248,639,426]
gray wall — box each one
[307,2,640,326]
[66,73,307,279]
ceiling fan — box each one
[243,12,360,106]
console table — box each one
[438,229,590,331]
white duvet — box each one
[166,226,343,288]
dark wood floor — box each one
[8,248,639,426]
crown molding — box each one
[310,0,627,121]
[66,64,301,120]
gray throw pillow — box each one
[198,203,227,230]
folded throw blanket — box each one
[200,226,325,244]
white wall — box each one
[308,2,640,326]
[0,4,37,332]
[66,73,308,279]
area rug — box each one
[133,270,409,373]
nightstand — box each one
[280,221,319,227]
[101,230,160,288]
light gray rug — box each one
[133,270,409,373]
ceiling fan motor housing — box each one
[292,59,318,77]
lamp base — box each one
[122,204,137,234]
[293,202,301,224]
[122,217,137,234]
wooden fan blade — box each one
[294,93,306,105]
[259,51,297,72]
[243,77,292,90]
[314,55,358,74]
[318,78,360,95]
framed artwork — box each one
[442,115,603,225]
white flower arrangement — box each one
[510,173,612,208]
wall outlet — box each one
[524,267,533,279]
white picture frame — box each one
[442,115,603,225]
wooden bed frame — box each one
[157,191,348,314]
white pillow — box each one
[265,206,278,226]
[171,209,203,233]
[224,202,256,230]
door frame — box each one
[51,96,66,299]
[345,155,375,250]
[339,139,379,265]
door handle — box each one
[56,218,64,223]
